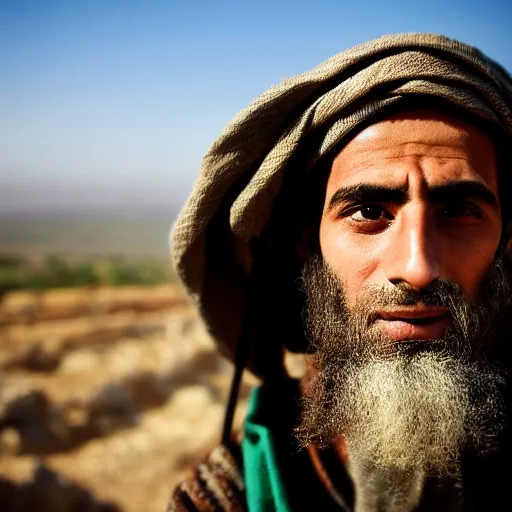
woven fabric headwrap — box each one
[171,33,512,378]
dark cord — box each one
[221,238,261,446]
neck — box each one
[347,456,427,512]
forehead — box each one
[327,110,498,194]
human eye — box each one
[339,204,394,233]
[348,204,392,222]
[439,201,484,220]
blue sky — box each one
[1,0,511,218]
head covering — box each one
[171,33,512,379]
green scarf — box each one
[242,385,293,512]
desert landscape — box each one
[0,211,308,511]
[0,282,258,511]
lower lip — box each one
[375,314,452,341]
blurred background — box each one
[1,0,511,510]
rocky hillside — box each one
[0,284,261,511]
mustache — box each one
[353,279,478,358]
[363,279,463,307]
[359,280,466,322]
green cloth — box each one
[242,386,293,512]
[241,379,351,512]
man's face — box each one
[298,111,511,487]
[319,110,502,344]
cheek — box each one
[319,222,380,302]
[440,222,502,300]
[450,244,499,300]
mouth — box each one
[374,307,452,341]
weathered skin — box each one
[320,111,502,343]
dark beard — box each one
[296,249,512,477]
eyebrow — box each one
[326,184,408,213]
[427,181,498,208]
[326,180,498,213]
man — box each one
[169,33,512,511]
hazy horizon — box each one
[2,0,512,219]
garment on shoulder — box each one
[168,442,246,512]
[167,378,346,511]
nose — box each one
[384,206,441,291]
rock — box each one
[0,465,122,512]
[0,284,253,511]
[0,428,21,455]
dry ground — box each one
[0,284,262,511]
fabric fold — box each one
[171,32,512,377]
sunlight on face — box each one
[319,111,502,325]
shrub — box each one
[0,252,171,292]
[0,254,27,269]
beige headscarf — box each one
[171,33,512,378]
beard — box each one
[296,249,512,479]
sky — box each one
[1,0,512,219]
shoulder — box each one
[167,443,247,512]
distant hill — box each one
[0,214,174,260]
